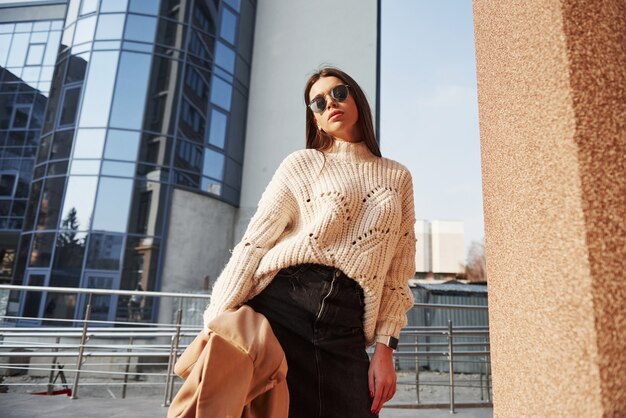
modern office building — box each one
[0,0,380,325]
[415,220,465,279]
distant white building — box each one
[415,220,465,279]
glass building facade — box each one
[1,0,256,325]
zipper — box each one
[315,269,341,323]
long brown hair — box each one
[304,67,382,159]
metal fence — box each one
[0,284,491,413]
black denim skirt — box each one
[245,263,377,418]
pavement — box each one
[0,392,493,418]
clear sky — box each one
[379,0,484,256]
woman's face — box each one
[309,76,360,142]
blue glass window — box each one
[59,86,81,126]
[0,34,11,66]
[202,148,224,180]
[224,0,241,12]
[129,0,159,15]
[96,14,125,40]
[100,0,128,12]
[33,21,51,32]
[101,161,135,177]
[73,15,97,45]
[208,109,227,148]
[219,8,237,44]
[78,51,119,127]
[73,129,106,159]
[210,76,232,111]
[69,160,101,175]
[92,177,133,232]
[109,52,152,130]
[86,233,124,270]
[60,176,98,231]
[26,44,45,65]
[104,129,140,161]
[80,0,100,15]
[7,33,28,67]
[214,41,235,73]
[124,14,157,43]
[44,31,61,65]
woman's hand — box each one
[368,342,397,415]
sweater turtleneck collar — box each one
[326,139,377,162]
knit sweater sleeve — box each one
[202,156,297,331]
[375,169,417,339]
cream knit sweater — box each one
[203,139,416,345]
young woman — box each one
[203,67,416,417]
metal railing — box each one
[0,284,491,412]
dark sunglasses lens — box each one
[332,85,348,101]
[310,97,326,113]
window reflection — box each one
[92,177,133,232]
[202,147,224,180]
[59,86,81,126]
[127,179,165,235]
[50,130,74,160]
[201,177,222,195]
[7,33,28,67]
[210,76,232,110]
[26,44,45,66]
[124,14,157,43]
[78,51,120,127]
[224,0,241,12]
[36,177,65,230]
[69,159,101,175]
[101,160,135,177]
[118,236,160,320]
[100,0,128,12]
[73,129,105,159]
[23,274,45,317]
[73,15,96,45]
[65,54,89,83]
[208,109,227,148]
[29,232,55,267]
[219,8,237,44]
[86,233,124,270]
[104,129,140,161]
[60,176,98,231]
[80,0,99,16]
[214,41,235,73]
[128,0,159,15]
[95,14,125,40]
[109,52,151,130]
[175,139,202,172]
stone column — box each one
[472,1,625,416]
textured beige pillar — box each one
[472,1,625,417]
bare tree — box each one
[465,239,487,282]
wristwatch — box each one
[375,335,399,350]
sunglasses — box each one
[308,84,351,114]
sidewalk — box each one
[0,393,493,418]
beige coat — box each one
[168,305,289,418]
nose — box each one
[326,94,338,110]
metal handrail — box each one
[0,283,491,410]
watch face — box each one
[388,336,399,350]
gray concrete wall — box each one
[239,0,379,232]
[158,187,236,324]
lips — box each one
[328,110,344,121]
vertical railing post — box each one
[167,306,183,405]
[47,336,61,394]
[414,333,420,404]
[162,335,176,407]
[447,320,455,414]
[485,334,492,403]
[122,336,134,399]
[71,292,92,399]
